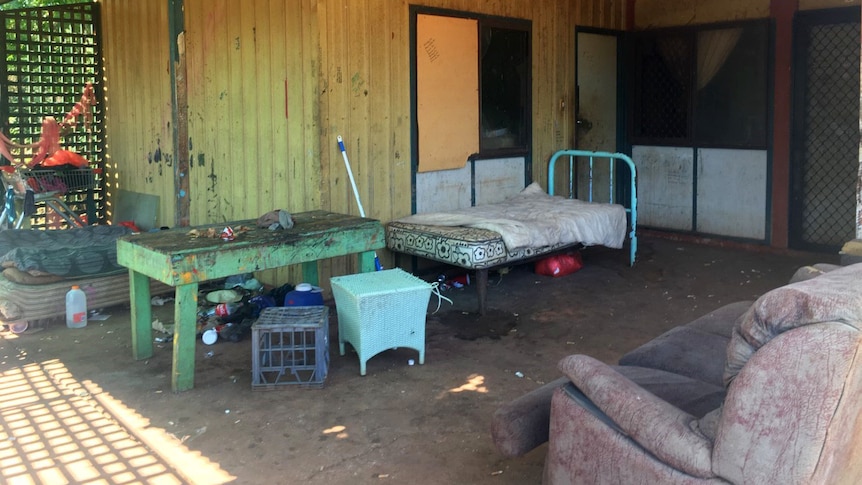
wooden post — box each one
[769,0,797,248]
[169,0,190,227]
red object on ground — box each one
[118,221,142,232]
[535,252,584,278]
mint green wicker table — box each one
[330,268,432,375]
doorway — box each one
[789,7,861,252]
[575,29,626,204]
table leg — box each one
[476,269,488,316]
[357,250,376,273]
[129,269,153,360]
[172,283,199,392]
[302,261,319,286]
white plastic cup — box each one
[202,328,218,345]
[65,285,88,329]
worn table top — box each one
[116,210,385,286]
[117,210,386,392]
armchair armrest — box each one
[491,377,569,457]
[558,355,715,478]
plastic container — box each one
[65,285,88,329]
[201,328,218,345]
[284,283,324,307]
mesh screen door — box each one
[790,8,861,252]
[1,3,104,227]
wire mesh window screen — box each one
[632,34,691,141]
[1,3,104,227]
[631,21,768,149]
[798,22,860,250]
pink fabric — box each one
[546,387,728,485]
[558,355,715,478]
[713,324,862,484]
[724,263,862,385]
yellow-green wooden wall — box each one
[100,0,624,284]
[633,0,859,27]
[100,0,173,229]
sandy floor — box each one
[0,236,835,484]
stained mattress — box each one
[386,221,577,269]
[0,272,173,326]
[0,225,133,278]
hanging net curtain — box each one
[655,27,743,90]
[696,27,743,90]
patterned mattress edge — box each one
[386,221,576,269]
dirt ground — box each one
[0,236,836,484]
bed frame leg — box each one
[476,269,488,316]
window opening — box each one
[631,20,769,149]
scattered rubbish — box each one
[220,226,235,241]
[224,409,230,414]
[256,209,294,231]
[535,252,583,277]
[152,319,174,335]
[491,470,504,476]
[5,322,28,334]
[201,328,218,345]
[224,273,255,289]
[88,310,111,321]
[205,351,215,358]
[408,359,415,366]
[449,273,470,288]
[514,371,524,378]
[154,336,172,343]
[206,289,242,304]
[436,273,472,291]
[150,296,174,306]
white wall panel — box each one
[415,165,471,213]
[696,148,767,239]
[474,157,526,206]
[632,145,694,230]
[415,157,526,213]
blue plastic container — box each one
[284,283,324,306]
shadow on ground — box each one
[0,236,836,484]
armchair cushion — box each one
[614,366,725,419]
[714,323,862,484]
[620,301,750,387]
[724,263,862,385]
[491,377,569,458]
[559,355,715,478]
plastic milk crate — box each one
[251,306,329,390]
[330,268,433,375]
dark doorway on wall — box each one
[0,2,105,227]
[789,7,861,252]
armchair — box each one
[493,263,862,484]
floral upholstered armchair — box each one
[494,263,862,484]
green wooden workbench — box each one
[116,210,385,392]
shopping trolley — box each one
[0,165,98,229]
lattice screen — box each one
[1,2,104,227]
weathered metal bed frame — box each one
[548,149,638,267]
[386,149,638,315]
